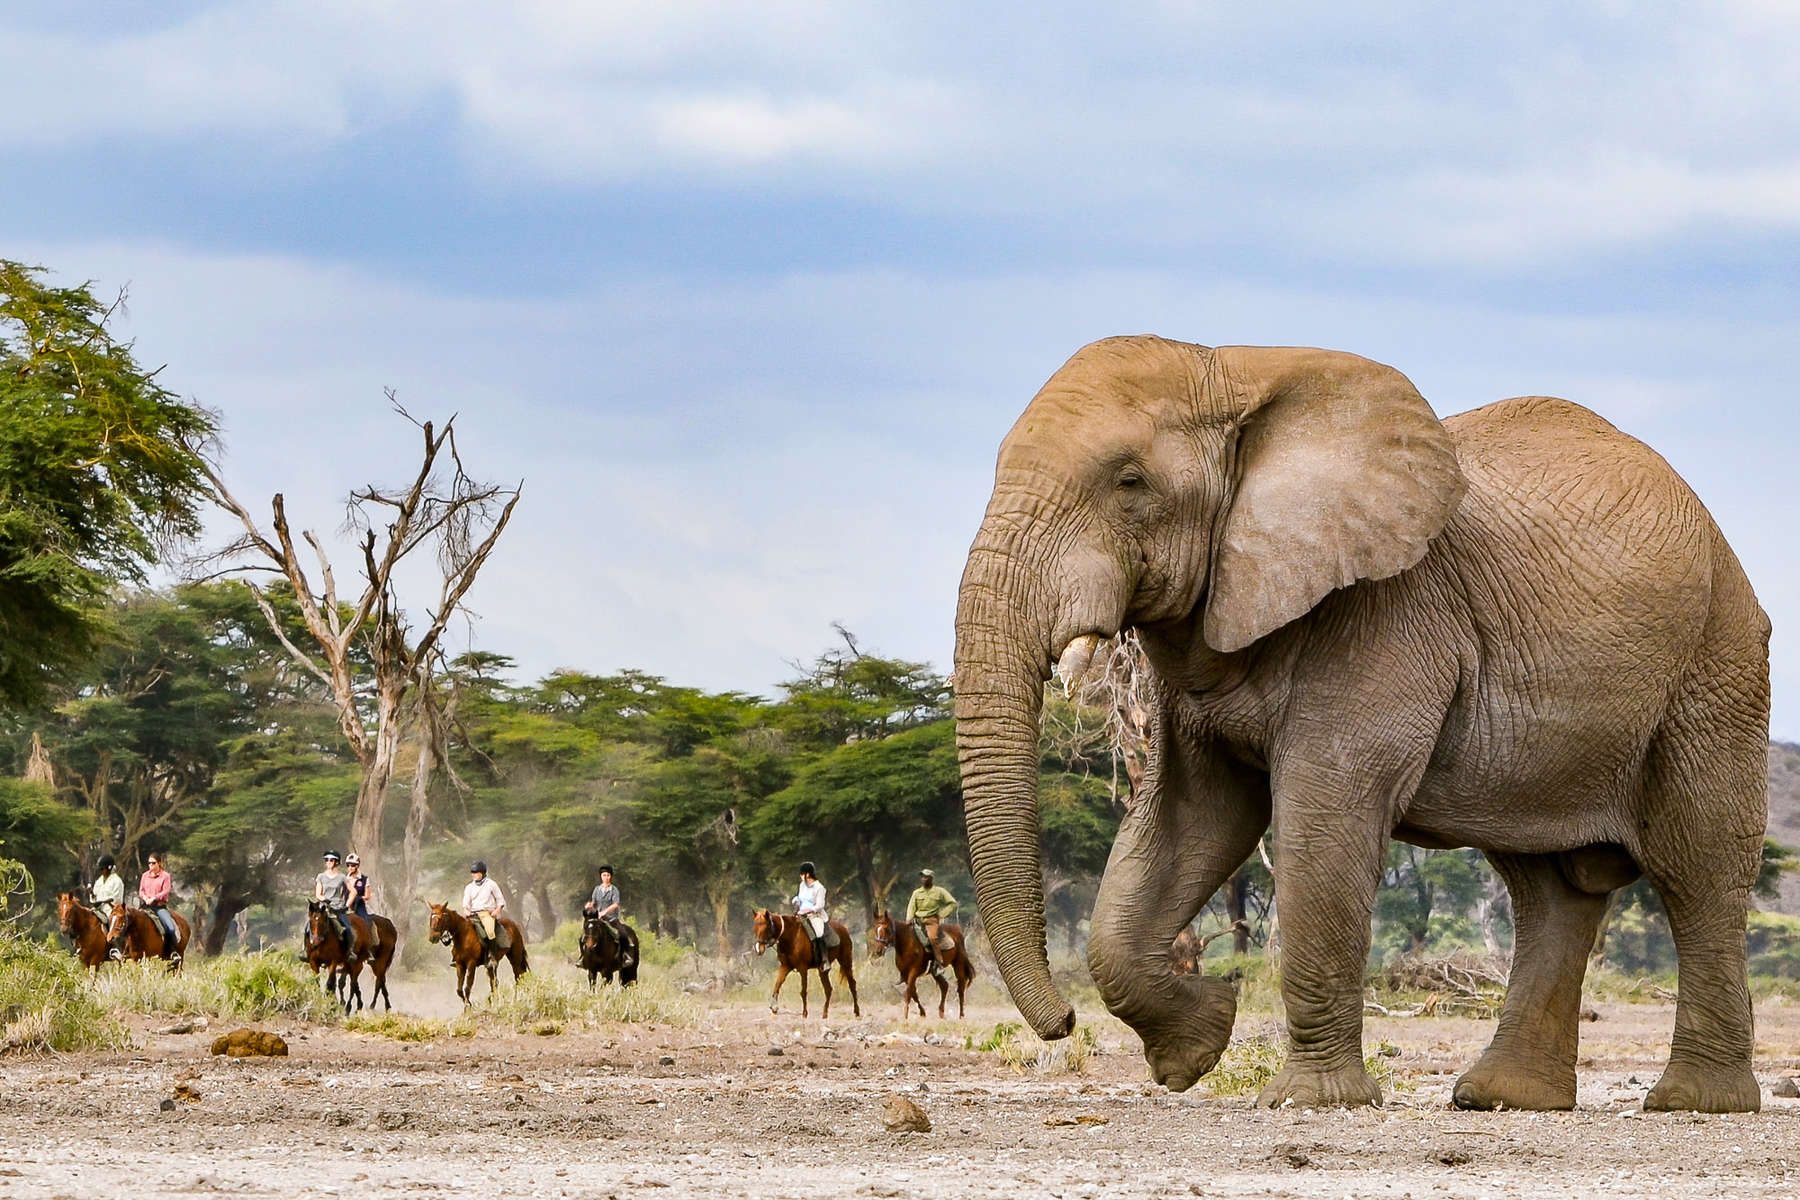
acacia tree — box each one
[0,261,216,709]
[201,404,519,911]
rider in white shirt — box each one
[461,860,507,948]
[791,861,829,967]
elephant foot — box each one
[1139,976,1238,1092]
[1257,1058,1382,1109]
[1453,1051,1575,1111]
[1644,1060,1761,1113]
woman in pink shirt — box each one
[138,854,179,949]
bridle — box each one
[870,915,893,952]
[754,911,786,954]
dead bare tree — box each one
[198,400,520,912]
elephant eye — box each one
[1117,471,1147,491]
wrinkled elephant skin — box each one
[953,336,1769,1112]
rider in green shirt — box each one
[903,868,958,974]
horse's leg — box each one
[956,959,969,1019]
[936,970,949,1019]
[769,963,790,1015]
[843,954,859,1018]
[819,962,833,1019]
[799,964,811,1018]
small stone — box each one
[158,1098,176,1113]
[1580,1008,1601,1022]
[767,1046,785,1057]
[658,1055,675,1066]
[882,1095,932,1133]
[172,1083,202,1103]
[209,1029,287,1058]
[1771,1077,1799,1099]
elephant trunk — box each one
[954,538,1077,1040]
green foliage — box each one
[345,1012,474,1042]
[965,1019,1099,1074]
[0,929,130,1052]
[469,971,698,1030]
[90,950,343,1023]
[1203,1033,1285,1097]
[0,261,216,708]
[1747,909,1800,980]
[0,780,92,914]
[1374,845,1491,959]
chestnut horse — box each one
[57,893,110,970]
[305,902,396,1013]
[870,910,974,1019]
[106,903,190,970]
[427,903,528,1006]
[752,909,859,1019]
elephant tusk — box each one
[1055,633,1105,694]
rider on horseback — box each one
[89,854,124,920]
[792,862,829,969]
[904,868,958,978]
[462,861,508,953]
[314,852,358,958]
[138,854,180,960]
[345,853,371,920]
[584,864,634,971]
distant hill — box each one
[1770,741,1800,914]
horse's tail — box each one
[517,939,530,975]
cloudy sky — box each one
[5,2,1798,735]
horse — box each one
[427,902,528,1006]
[106,903,190,970]
[305,901,396,1013]
[57,892,110,970]
[578,915,639,988]
[752,909,859,1019]
[870,910,975,1019]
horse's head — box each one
[427,902,454,945]
[580,915,615,957]
[105,904,132,956]
[751,908,778,955]
[57,892,81,934]
[304,901,330,951]
[869,910,893,958]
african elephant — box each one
[953,336,1770,1112]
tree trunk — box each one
[854,835,880,921]
[204,885,249,957]
[348,684,405,912]
[393,728,434,942]
[1226,869,1250,955]
[534,878,557,935]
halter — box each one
[870,916,893,949]
[755,911,786,950]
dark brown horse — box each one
[106,903,190,970]
[579,915,639,988]
[305,902,396,1013]
[870,910,975,1019]
[752,909,859,1018]
[57,893,110,970]
[427,903,528,1006]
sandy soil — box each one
[5,971,1800,1199]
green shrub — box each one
[91,950,343,1023]
[1748,911,1800,981]
[0,933,130,1053]
[964,1020,1099,1074]
[469,971,698,1031]
[344,1013,473,1042]
[1202,1033,1413,1097]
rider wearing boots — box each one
[792,862,829,970]
[584,864,634,970]
[904,868,958,978]
[462,861,508,952]
[313,852,358,958]
[138,853,180,959]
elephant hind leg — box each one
[1636,699,1764,1113]
[1454,852,1610,1111]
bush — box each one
[0,933,130,1053]
[1202,1033,1412,1097]
[344,1013,474,1042]
[1748,911,1800,981]
[964,1020,1100,1074]
[91,950,343,1023]
[469,971,698,1031]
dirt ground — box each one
[5,970,1800,1199]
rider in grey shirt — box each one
[584,865,632,968]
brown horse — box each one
[105,903,190,970]
[427,903,528,1006]
[870,910,974,1019]
[57,893,110,970]
[752,909,859,1019]
[305,902,396,1013]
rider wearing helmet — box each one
[584,864,634,971]
[313,852,357,955]
[89,854,124,919]
[461,861,508,951]
[344,853,371,920]
[791,861,829,969]
[904,868,959,977]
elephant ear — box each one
[1202,348,1468,653]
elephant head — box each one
[953,336,1467,1039]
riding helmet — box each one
[470,860,487,874]
[97,854,115,870]
[799,861,816,878]
[322,851,340,862]
[345,853,360,866]
[598,863,613,876]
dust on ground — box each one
[5,969,1800,1199]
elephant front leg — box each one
[1256,758,1415,1109]
[1088,730,1269,1092]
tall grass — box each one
[0,933,130,1053]
[91,950,343,1023]
[470,972,698,1033]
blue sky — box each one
[5,2,1798,735]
